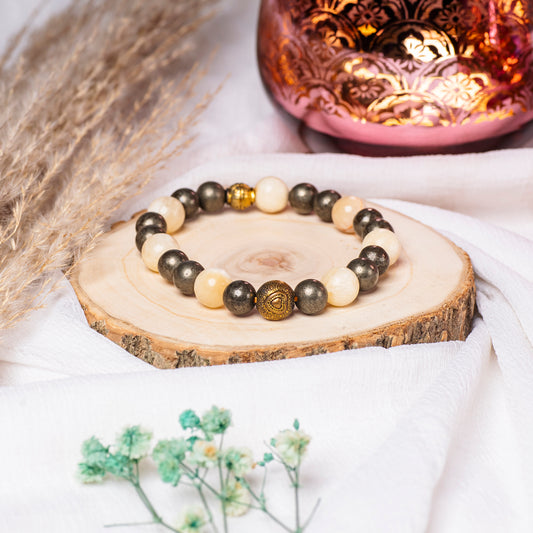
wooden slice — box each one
[70,204,475,368]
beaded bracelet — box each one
[135,177,401,321]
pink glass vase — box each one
[257,0,533,152]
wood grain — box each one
[70,204,475,368]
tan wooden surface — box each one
[71,204,475,368]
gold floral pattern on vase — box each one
[257,0,533,149]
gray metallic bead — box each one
[346,257,379,291]
[173,260,204,295]
[197,181,226,213]
[158,249,189,283]
[294,279,328,315]
[289,183,317,215]
[172,188,199,219]
[353,208,383,238]
[135,225,165,252]
[313,189,341,222]
[223,280,256,316]
[135,211,167,233]
[363,218,394,237]
[359,245,390,275]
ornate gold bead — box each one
[256,280,295,321]
[226,183,255,210]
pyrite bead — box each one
[359,245,390,275]
[223,280,257,316]
[197,181,226,213]
[346,257,379,291]
[353,208,383,238]
[289,183,317,215]
[294,279,328,315]
[158,249,188,283]
[172,188,199,219]
[135,225,165,252]
[226,183,255,210]
[313,189,341,222]
[362,228,401,265]
[363,218,394,237]
[256,280,295,321]
[135,212,167,233]
[173,260,205,296]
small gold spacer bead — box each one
[226,183,255,210]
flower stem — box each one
[302,499,321,531]
[130,479,181,533]
[197,485,219,533]
[243,481,292,533]
[294,466,301,532]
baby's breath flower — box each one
[273,429,311,468]
[78,462,106,483]
[189,440,218,468]
[116,426,152,460]
[81,436,108,466]
[179,409,201,430]
[200,406,231,438]
[177,506,206,533]
[152,439,188,486]
[223,479,251,517]
[79,437,109,483]
[104,453,134,479]
[223,447,254,477]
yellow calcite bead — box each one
[148,196,185,233]
[254,176,289,213]
[141,233,179,272]
[322,267,359,307]
[226,183,255,210]
[362,228,402,265]
[194,268,232,308]
[331,196,365,233]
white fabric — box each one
[2,1,533,532]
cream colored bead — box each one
[148,196,185,233]
[362,228,402,265]
[141,233,179,272]
[194,268,232,308]
[254,176,288,214]
[331,196,365,233]
[322,267,359,307]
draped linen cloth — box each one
[1,1,533,532]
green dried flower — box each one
[116,426,152,460]
[78,461,107,483]
[223,447,254,477]
[179,409,201,430]
[223,479,251,517]
[78,436,109,483]
[81,436,108,466]
[200,406,231,438]
[273,429,311,468]
[177,507,207,532]
[152,439,188,486]
[188,440,218,469]
[105,453,134,479]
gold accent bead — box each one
[256,280,295,321]
[226,183,255,210]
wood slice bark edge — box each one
[71,243,475,369]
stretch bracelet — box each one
[135,177,401,321]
